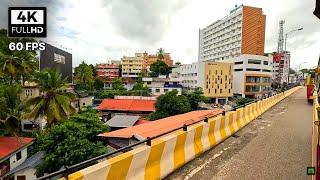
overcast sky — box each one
[0,0,319,70]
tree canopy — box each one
[35,110,109,176]
[150,60,170,77]
[184,87,209,110]
[74,61,95,90]
[149,90,191,120]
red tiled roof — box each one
[134,120,150,126]
[98,99,156,112]
[99,109,224,139]
[0,137,33,160]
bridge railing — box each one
[36,86,302,180]
[312,93,320,180]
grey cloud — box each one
[265,0,320,51]
[103,0,189,45]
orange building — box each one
[142,52,173,72]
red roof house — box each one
[0,137,33,160]
[98,99,156,112]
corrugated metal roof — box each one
[106,115,141,128]
[10,151,43,174]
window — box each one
[246,68,261,72]
[25,89,33,96]
[234,61,243,65]
[262,69,271,72]
[248,59,261,64]
[164,89,169,92]
[155,89,160,93]
[16,151,22,161]
[263,61,268,65]
[147,81,151,85]
[235,68,243,71]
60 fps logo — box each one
[8,7,46,51]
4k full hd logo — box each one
[8,7,47,37]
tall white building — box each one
[198,5,266,62]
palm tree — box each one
[0,85,22,136]
[74,61,94,90]
[157,48,165,61]
[23,69,76,127]
[15,51,39,85]
[0,52,22,84]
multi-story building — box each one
[96,63,120,79]
[121,53,144,78]
[175,62,199,89]
[173,61,233,104]
[230,54,273,98]
[143,53,173,72]
[198,5,266,61]
[142,76,182,96]
[272,52,290,84]
[121,52,174,77]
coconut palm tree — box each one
[157,48,165,61]
[0,85,22,136]
[0,52,23,84]
[23,69,76,127]
[74,61,94,90]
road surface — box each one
[166,88,312,180]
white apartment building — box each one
[230,54,273,98]
[199,5,266,62]
[174,62,200,89]
[142,76,182,96]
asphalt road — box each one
[166,88,312,180]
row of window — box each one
[234,68,272,72]
[203,14,242,36]
[245,85,272,92]
[246,76,271,83]
[203,35,241,50]
[207,88,232,94]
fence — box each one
[37,86,302,180]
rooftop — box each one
[99,109,224,139]
[0,137,33,161]
[98,99,156,112]
[106,115,141,128]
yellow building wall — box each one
[121,56,143,74]
[204,62,233,98]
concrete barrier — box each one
[65,86,302,180]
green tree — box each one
[75,62,94,90]
[235,97,254,107]
[93,78,104,90]
[0,29,38,85]
[35,111,109,176]
[150,60,170,77]
[149,90,191,120]
[184,87,209,110]
[112,78,126,91]
[23,69,76,127]
[0,84,22,136]
[130,82,150,96]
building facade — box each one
[174,62,199,89]
[121,52,174,77]
[40,43,73,83]
[142,76,182,96]
[96,63,120,79]
[198,5,266,61]
[121,53,144,78]
[272,52,290,84]
[231,54,273,98]
[204,62,233,104]
[143,53,173,71]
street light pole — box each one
[285,27,303,84]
